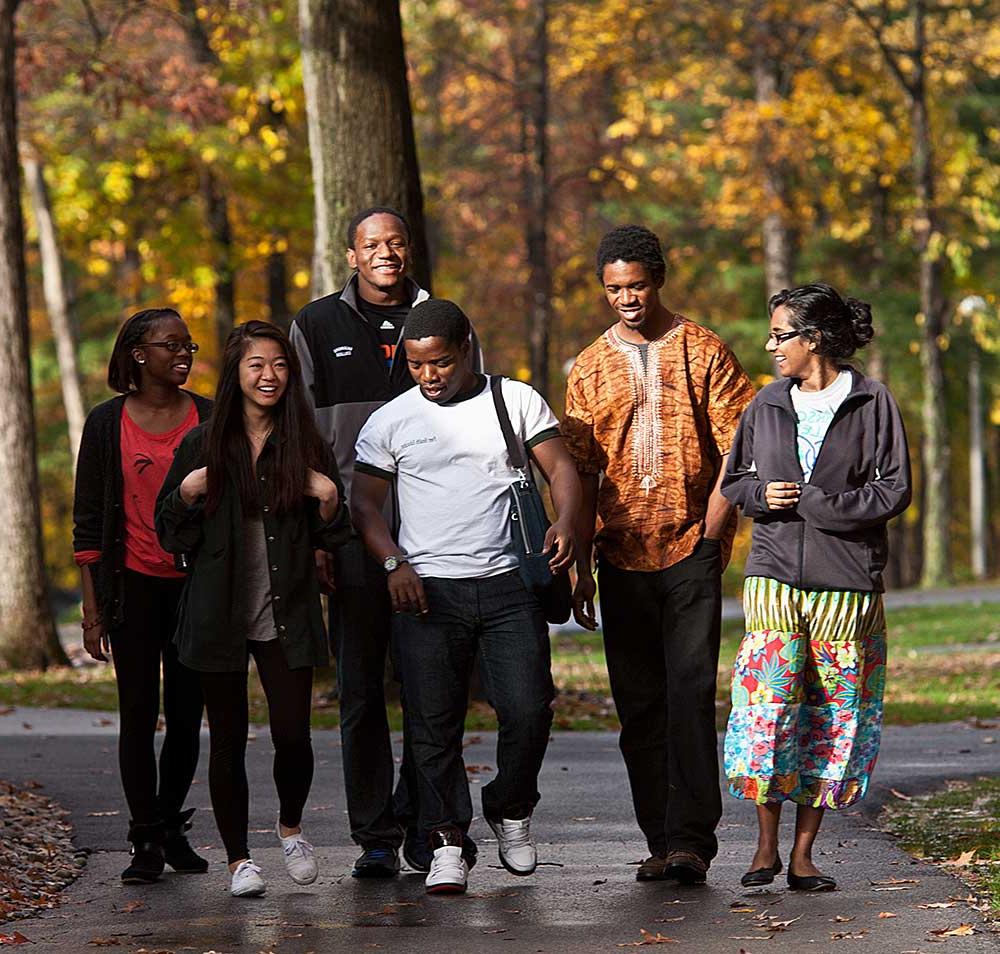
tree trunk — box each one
[199,166,236,354]
[968,341,987,579]
[0,1,65,669]
[752,31,795,296]
[524,0,551,399]
[23,154,86,463]
[299,0,431,297]
[267,242,290,329]
[909,4,951,587]
[178,0,236,353]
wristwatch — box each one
[383,555,408,574]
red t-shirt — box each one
[121,399,199,578]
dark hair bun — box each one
[845,297,874,349]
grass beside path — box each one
[2,601,998,731]
[882,776,1000,912]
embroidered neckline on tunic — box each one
[605,321,684,494]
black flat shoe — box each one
[740,855,783,887]
[787,869,836,891]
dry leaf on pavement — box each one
[929,924,976,937]
[878,912,898,918]
[0,934,30,946]
[941,851,977,867]
[617,929,680,946]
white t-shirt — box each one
[791,369,853,482]
[354,375,561,579]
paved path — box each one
[2,708,998,952]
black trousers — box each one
[599,539,723,862]
[392,570,554,844]
[108,569,203,828]
[330,540,416,850]
[200,640,314,864]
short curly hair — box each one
[595,225,666,285]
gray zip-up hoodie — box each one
[722,369,911,593]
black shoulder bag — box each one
[490,376,572,624]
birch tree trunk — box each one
[299,0,430,297]
[23,154,86,463]
[0,0,65,669]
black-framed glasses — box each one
[142,340,200,354]
[766,329,801,346]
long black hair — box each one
[204,321,326,517]
[768,283,874,360]
[107,308,181,393]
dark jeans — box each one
[109,570,203,828]
[330,540,416,850]
[392,569,555,845]
[599,539,724,863]
[200,639,314,864]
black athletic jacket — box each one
[722,370,911,593]
[289,274,483,502]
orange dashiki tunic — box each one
[563,317,754,571]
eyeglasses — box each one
[142,340,200,354]
[766,330,801,346]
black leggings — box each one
[108,570,204,828]
[201,639,314,864]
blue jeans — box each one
[392,569,555,846]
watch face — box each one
[383,556,399,573]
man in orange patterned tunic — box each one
[563,225,754,885]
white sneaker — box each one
[425,845,468,895]
[230,859,266,897]
[276,821,319,885]
[486,816,537,875]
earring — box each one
[136,358,146,364]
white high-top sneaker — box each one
[486,816,537,875]
[230,859,266,897]
[276,820,319,885]
[425,845,468,895]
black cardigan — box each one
[72,391,214,628]
[155,423,352,673]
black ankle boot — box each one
[162,808,208,874]
[121,821,165,884]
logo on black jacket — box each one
[333,346,354,358]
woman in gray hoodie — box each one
[721,283,911,892]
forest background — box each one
[4,0,1000,667]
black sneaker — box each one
[121,822,165,885]
[163,808,208,874]
[351,846,401,879]
[402,831,431,873]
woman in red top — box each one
[73,308,212,884]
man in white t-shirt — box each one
[351,299,581,895]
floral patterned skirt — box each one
[724,576,887,810]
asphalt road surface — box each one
[2,710,998,953]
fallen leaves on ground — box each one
[891,788,913,801]
[617,929,680,946]
[0,933,30,945]
[831,929,869,939]
[878,912,898,918]
[88,939,122,947]
[929,924,976,937]
[941,850,977,867]
[119,901,145,914]
[831,916,856,923]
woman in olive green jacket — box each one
[156,321,350,899]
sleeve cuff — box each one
[74,550,102,567]
[355,461,395,482]
[525,426,561,450]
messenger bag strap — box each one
[489,375,528,474]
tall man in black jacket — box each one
[290,207,482,877]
